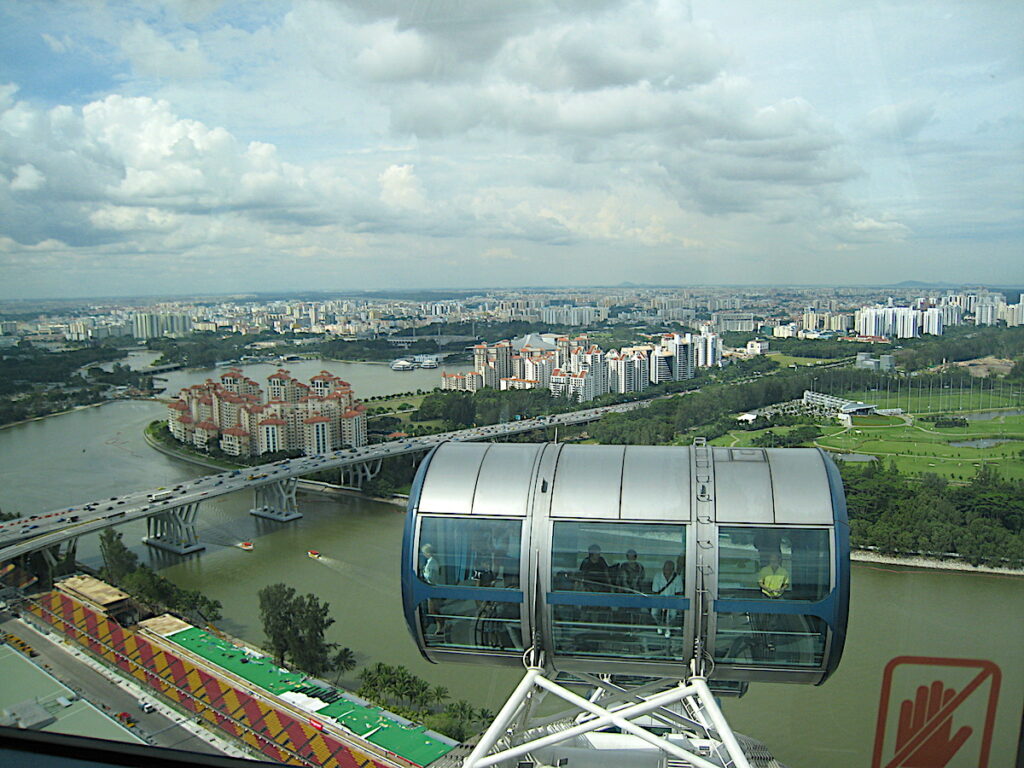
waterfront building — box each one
[440,371,483,392]
[167,368,367,457]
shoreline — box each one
[0,400,110,431]
[851,549,1023,575]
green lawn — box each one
[844,386,1022,414]
[851,414,905,426]
[766,353,842,367]
[712,411,1024,481]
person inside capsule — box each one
[577,544,611,591]
[758,552,790,599]
[421,543,446,635]
[651,559,682,637]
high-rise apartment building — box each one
[167,369,367,457]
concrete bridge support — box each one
[39,536,79,577]
[249,478,302,522]
[340,458,382,489]
[144,503,205,555]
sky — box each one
[0,0,1021,299]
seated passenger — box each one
[577,544,611,591]
[758,553,790,599]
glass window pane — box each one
[549,521,687,661]
[551,603,686,662]
[416,517,523,653]
[418,517,521,588]
[718,527,830,601]
[420,597,523,652]
[713,612,827,668]
[551,521,686,595]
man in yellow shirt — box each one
[758,553,790,598]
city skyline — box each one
[1,1,1022,298]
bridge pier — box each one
[340,458,382,489]
[249,478,302,522]
[144,503,205,555]
[39,536,79,577]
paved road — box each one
[0,400,648,561]
[2,614,229,756]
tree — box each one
[258,583,297,666]
[99,528,139,585]
[331,647,357,684]
[289,593,337,676]
[258,583,341,675]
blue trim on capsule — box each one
[819,447,850,683]
[548,592,690,611]
[416,585,523,603]
[401,443,440,662]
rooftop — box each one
[56,574,130,609]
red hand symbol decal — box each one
[895,681,972,767]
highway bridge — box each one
[0,400,648,564]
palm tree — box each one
[430,685,450,711]
[447,699,476,724]
[331,647,356,684]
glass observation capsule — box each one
[401,441,849,686]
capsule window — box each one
[713,612,827,668]
[717,527,831,601]
[549,521,688,661]
[415,517,524,653]
[550,521,687,595]
[418,517,522,589]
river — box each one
[0,362,1021,767]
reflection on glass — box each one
[718,527,830,600]
[416,517,523,652]
[418,517,521,588]
[551,603,686,661]
[420,597,523,652]
[550,521,687,659]
[713,612,827,668]
[551,521,686,594]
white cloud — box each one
[378,164,427,210]
[863,100,936,141]
[120,20,213,80]
[0,0,1020,294]
[10,164,45,191]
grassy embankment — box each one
[765,352,843,368]
[710,386,1024,481]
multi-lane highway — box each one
[0,400,647,562]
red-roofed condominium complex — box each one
[167,368,367,457]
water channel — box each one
[1,361,1021,767]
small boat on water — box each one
[238,542,254,551]
[307,550,321,559]
[390,359,416,371]
[418,359,438,369]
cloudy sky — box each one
[1,1,1021,298]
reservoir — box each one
[1,376,1021,767]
